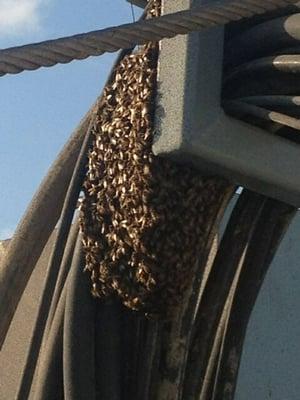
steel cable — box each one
[0,43,135,353]
[33,281,67,400]
[154,186,235,400]
[0,112,90,350]
[235,95,300,108]
[94,301,123,400]
[223,10,300,136]
[224,12,300,68]
[198,284,236,400]
[122,314,145,400]
[15,114,96,400]
[43,219,79,340]
[224,55,300,84]
[0,0,297,77]
[6,39,139,400]
[215,9,300,400]
[223,100,300,131]
[196,199,295,400]
[182,191,267,399]
[136,319,161,400]
[63,236,97,400]
[211,200,296,400]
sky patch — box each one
[0,0,45,36]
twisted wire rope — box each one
[0,0,297,77]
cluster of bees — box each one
[80,0,227,317]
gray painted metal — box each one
[126,0,146,8]
[154,0,300,208]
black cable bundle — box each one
[223,3,300,141]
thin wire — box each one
[130,1,136,22]
[0,0,297,77]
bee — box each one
[79,0,228,318]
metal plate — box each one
[126,0,146,8]
[154,0,300,208]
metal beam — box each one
[154,0,300,208]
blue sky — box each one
[0,0,141,239]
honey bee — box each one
[79,0,228,317]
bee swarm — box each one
[80,0,227,317]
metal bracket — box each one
[154,0,300,208]
[126,0,147,8]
